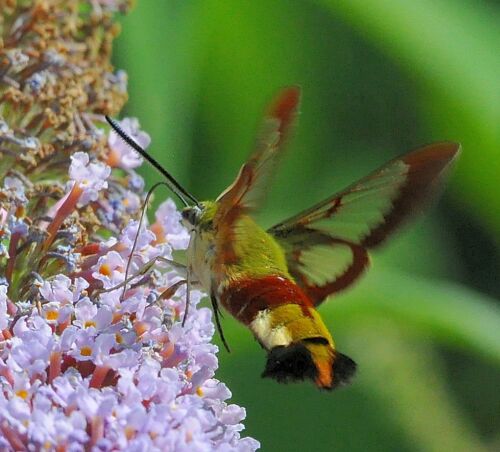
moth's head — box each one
[181,201,217,230]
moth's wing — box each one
[215,86,301,215]
[214,87,301,264]
[268,142,461,305]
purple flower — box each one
[69,152,111,206]
[40,274,83,304]
[0,2,259,448]
[0,196,259,449]
[3,177,27,203]
[152,199,191,250]
[107,117,150,169]
[93,251,127,289]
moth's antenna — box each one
[105,116,199,207]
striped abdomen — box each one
[219,275,356,389]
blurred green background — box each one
[114,1,500,450]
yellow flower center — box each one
[84,320,96,328]
[46,310,59,321]
[16,389,28,399]
[99,263,112,276]
[80,346,92,356]
[125,426,135,440]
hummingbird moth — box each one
[106,87,459,390]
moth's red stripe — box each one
[220,275,313,324]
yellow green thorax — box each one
[226,214,291,278]
[191,201,292,290]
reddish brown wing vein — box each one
[269,142,460,305]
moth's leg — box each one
[155,256,187,271]
[96,256,186,295]
[181,267,192,327]
[211,295,231,353]
[159,277,203,302]
[122,182,162,300]
[158,278,187,301]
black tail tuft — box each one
[262,343,317,384]
[262,344,357,390]
[330,351,357,389]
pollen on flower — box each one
[106,149,121,168]
[196,386,204,396]
[80,346,93,357]
[15,389,28,400]
[99,263,112,276]
[112,312,122,324]
[45,310,59,321]
[84,320,96,328]
[15,205,25,217]
[125,426,135,440]
[133,321,148,337]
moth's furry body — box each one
[122,86,458,390]
[185,201,355,389]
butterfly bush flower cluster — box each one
[0,1,259,450]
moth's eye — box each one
[181,207,200,226]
